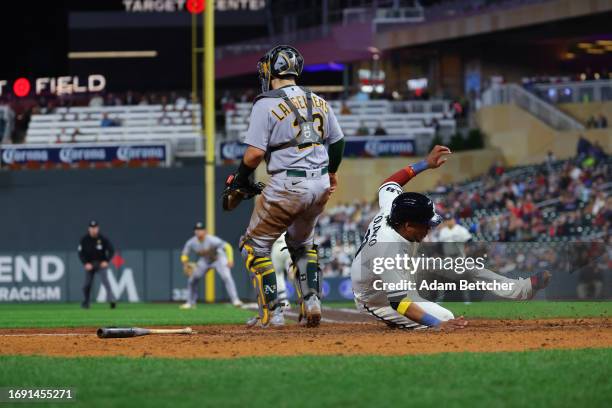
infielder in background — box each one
[179,222,243,309]
[351,145,551,330]
[78,220,116,309]
[222,45,345,327]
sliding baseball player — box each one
[351,145,551,329]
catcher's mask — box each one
[257,45,304,93]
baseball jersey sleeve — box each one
[208,235,226,257]
[181,238,193,257]
[244,101,271,151]
[378,182,403,211]
[326,106,344,144]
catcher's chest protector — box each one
[256,87,323,153]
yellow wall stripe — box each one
[205,268,215,303]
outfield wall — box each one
[0,163,255,302]
[0,251,355,303]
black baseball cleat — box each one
[81,303,90,309]
[110,302,117,309]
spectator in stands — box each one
[100,113,119,127]
[355,121,369,136]
[221,91,236,114]
[71,128,81,143]
[89,94,104,107]
[546,150,556,173]
[124,90,138,106]
[488,159,505,177]
[12,109,31,144]
[591,142,607,162]
[139,94,150,105]
[586,116,597,129]
[340,101,352,115]
[176,94,188,108]
[0,116,6,143]
[37,96,49,113]
[160,95,171,110]
[577,135,593,160]
[373,121,388,136]
[591,191,607,216]
[56,129,66,144]
[596,114,608,128]
[104,93,122,106]
[430,117,441,134]
[451,100,463,118]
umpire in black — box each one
[78,220,116,309]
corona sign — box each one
[0,75,106,98]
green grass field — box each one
[0,301,609,329]
[0,350,610,408]
[1,302,610,407]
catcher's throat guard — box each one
[222,173,265,211]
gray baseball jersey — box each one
[182,235,227,264]
[244,86,344,173]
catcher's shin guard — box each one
[289,245,322,322]
[243,244,279,325]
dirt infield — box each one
[1,309,610,359]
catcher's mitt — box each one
[182,262,197,277]
[222,173,265,211]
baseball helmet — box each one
[387,192,442,229]
[257,45,304,93]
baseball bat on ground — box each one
[97,327,195,338]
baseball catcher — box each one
[351,145,551,329]
[224,45,345,328]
